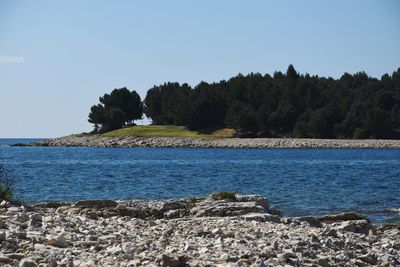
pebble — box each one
[47,236,67,248]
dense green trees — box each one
[89,66,400,139]
[143,65,400,139]
[88,88,143,133]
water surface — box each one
[1,138,399,224]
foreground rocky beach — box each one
[17,134,400,148]
[0,194,399,267]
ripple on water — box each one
[1,145,399,223]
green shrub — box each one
[0,187,12,202]
[0,166,13,202]
[211,191,237,201]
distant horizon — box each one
[1,0,399,138]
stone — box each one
[322,227,337,237]
[106,245,122,255]
[296,216,323,227]
[354,259,366,267]
[333,220,374,235]
[8,253,25,260]
[278,252,296,262]
[235,194,269,208]
[192,201,265,217]
[211,228,223,236]
[358,254,377,265]
[34,244,46,250]
[73,200,118,209]
[317,257,330,267]
[321,212,367,222]
[0,231,6,241]
[0,218,6,228]
[164,209,182,219]
[85,212,98,220]
[161,254,189,267]
[42,215,54,223]
[255,258,267,267]
[77,241,98,248]
[14,230,27,239]
[86,235,97,241]
[0,255,12,264]
[47,236,67,248]
[30,214,42,222]
[381,254,389,262]
[241,213,282,223]
[162,200,187,211]
[7,206,21,212]
[0,200,10,208]
[19,258,38,267]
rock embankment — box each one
[0,194,399,266]
[18,134,400,148]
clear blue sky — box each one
[1,0,399,138]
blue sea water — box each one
[1,138,399,224]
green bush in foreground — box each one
[211,191,237,201]
[0,165,13,202]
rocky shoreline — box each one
[15,134,400,148]
[0,194,399,266]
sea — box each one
[1,138,399,224]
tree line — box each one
[89,65,400,139]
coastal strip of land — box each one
[18,134,400,148]
[0,194,399,266]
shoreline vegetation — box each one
[0,193,399,266]
[88,66,400,139]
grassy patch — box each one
[211,191,237,201]
[103,125,236,139]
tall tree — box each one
[88,87,143,132]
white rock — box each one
[0,200,9,208]
[106,245,122,255]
